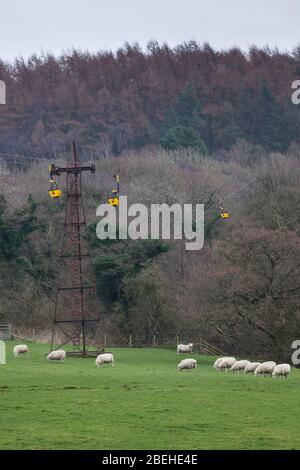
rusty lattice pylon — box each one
[50,142,100,356]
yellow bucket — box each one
[108,197,119,206]
[49,189,62,199]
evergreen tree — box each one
[161,125,208,153]
[165,84,205,130]
[92,240,169,309]
[237,83,296,152]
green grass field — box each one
[0,341,299,450]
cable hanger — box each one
[219,178,257,220]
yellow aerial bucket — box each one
[106,175,120,206]
[49,188,62,199]
[108,197,119,206]
[48,179,62,199]
[220,212,229,219]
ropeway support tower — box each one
[50,142,100,356]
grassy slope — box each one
[0,342,299,450]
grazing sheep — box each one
[254,361,276,377]
[177,343,193,355]
[214,357,231,370]
[186,358,197,367]
[245,362,261,374]
[218,357,236,371]
[95,353,114,368]
[178,358,197,371]
[47,350,66,362]
[272,364,291,379]
[230,360,250,372]
[13,345,28,357]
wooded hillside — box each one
[0,43,300,359]
[0,42,299,158]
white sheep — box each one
[13,344,28,357]
[230,360,250,372]
[272,364,291,379]
[213,357,230,370]
[178,358,197,371]
[177,343,193,355]
[245,362,261,374]
[47,350,66,362]
[218,357,236,371]
[95,353,114,368]
[186,358,197,367]
[254,361,276,377]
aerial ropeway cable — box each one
[219,178,257,220]
[0,152,71,163]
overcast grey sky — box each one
[0,0,298,61]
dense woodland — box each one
[0,42,300,157]
[0,43,300,360]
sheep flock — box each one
[11,343,292,379]
[214,357,291,378]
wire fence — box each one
[98,333,226,356]
[8,327,227,356]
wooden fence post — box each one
[129,334,132,348]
